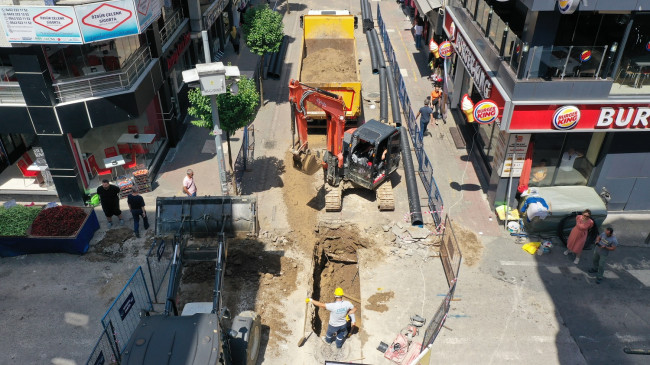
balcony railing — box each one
[53,47,152,103]
[160,8,185,46]
[0,82,25,104]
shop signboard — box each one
[135,0,162,33]
[166,32,191,70]
[496,134,530,178]
[443,9,456,40]
[439,41,453,58]
[455,32,492,99]
[204,0,227,30]
[75,0,139,43]
[0,6,83,44]
[557,0,579,15]
[509,103,650,132]
[473,100,499,124]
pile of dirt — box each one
[301,47,356,82]
[365,291,394,312]
[84,227,151,262]
[450,222,483,266]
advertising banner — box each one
[75,0,138,43]
[0,6,82,44]
[135,0,162,33]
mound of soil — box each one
[301,48,356,82]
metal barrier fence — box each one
[421,279,457,352]
[85,327,120,365]
[145,238,173,303]
[440,215,462,287]
[234,125,255,193]
[100,266,153,357]
[377,6,444,226]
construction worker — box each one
[307,287,357,349]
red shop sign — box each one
[509,104,650,131]
[166,32,191,70]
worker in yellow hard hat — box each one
[307,287,356,349]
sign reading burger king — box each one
[439,41,453,58]
[552,105,580,130]
[473,100,499,124]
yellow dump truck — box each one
[299,10,362,123]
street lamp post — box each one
[182,31,240,195]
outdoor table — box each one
[82,65,106,76]
[103,155,126,178]
[117,133,156,144]
[27,161,52,186]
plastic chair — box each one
[104,147,118,158]
[123,153,137,170]
[117,144,131,155]
[132,144,149,155]
[88,155,112,177]
[88,55,102,66]
[17,160,41,186]
[127,125,139,134]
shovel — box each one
[297,300,312,347]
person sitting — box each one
[530,159,549,185]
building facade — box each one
[439,0,650,211]
[0,0,242,204]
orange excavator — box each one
[289,79,401,211]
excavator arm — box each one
[288,79,347,170]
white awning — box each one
[414,0,443,16]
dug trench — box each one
[310,227,365,339]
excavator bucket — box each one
[293,151,320,175]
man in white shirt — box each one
[182,169,197,197]
[414,23,424,49]
[308,287,357,349]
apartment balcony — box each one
[53,47,153,103]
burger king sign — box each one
[439,41,453,59]
[473,99,499,124]
[553,105,581,130]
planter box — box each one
[0,208,99,257]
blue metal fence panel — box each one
[145,238,172,303]
[85,327,120,365]
[101,266,153,355]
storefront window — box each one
[44,34,146,80]
[530,132,596,187]
[611,13,650,91]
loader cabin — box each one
[345,120,401,188]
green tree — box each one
[243,5,284,55]
[187,76,259,170]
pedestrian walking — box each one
[127,187,149,238]
[430,85,442,124]
[415,99,434,138]
[96,179,124,228]
[564,209,594,264]
[230,26,240,55]
[183,169,197,197]
[414,21,423,49]
[589,227,618,284]
[307,287,357,350]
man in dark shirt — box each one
[127,187,149,238]
[415,99,433,138]
[96,179,123,228]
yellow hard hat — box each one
[334,287,344,297]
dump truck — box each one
[299,10,362,125]
[119,196,261,365]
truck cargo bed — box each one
[300,39,358,83]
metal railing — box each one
[0,82,25,104]
[234,125,255,194]
[160,8,185,46]
[53,46,152,103]
[145,238,173,303]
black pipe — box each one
[366,32,379,74]
[386,64,401,128]
[379,67,388,122]
[370,30,385,69]
[271,36,289,78]
[399,127,424,226]
[360,0,368,20]
[267,51,278,79]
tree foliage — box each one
[188,76,260,133]
[242,4,284,55]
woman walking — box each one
[565,209,594,264]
